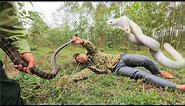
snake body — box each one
[0,35,72,79]
[106,15,185,70]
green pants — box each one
[0,60,24,105]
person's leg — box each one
[121,54,173,78]
[0,60,24,105]
[115,66,176,89]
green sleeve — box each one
[0,2,31,54]
[68,68,94,82]
[88,65,111,74]
[81,39,98,55]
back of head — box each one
[73,53,80,64]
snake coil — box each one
[106,15,185,70]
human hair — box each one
[73,53,80,64]
[72,53,88,68]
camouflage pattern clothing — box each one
[68,39,123,82]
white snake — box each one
[106,15,185,70]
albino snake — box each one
[106,15,185,70]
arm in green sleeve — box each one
[0,2,31,54]
[88,65,112,74]
[68,68,94,82]
[81,39,98,55]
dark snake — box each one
[0,35,72,79]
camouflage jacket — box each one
[69,39,122,82]
[0,2,31,54]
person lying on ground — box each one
[59,35,185,92]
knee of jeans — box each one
[129,70,141,80]
[132,70,151,80]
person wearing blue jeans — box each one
[114,54,177,89]
[61,36,185,92]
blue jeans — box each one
[114,54,176,89]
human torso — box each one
[88,51,121,71]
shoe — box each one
[160,71,174,79]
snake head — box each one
[106,15,131,34]
[106,19,117,26]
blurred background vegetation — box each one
[17,1,185,51]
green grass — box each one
[1,45,185,105]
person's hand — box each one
[72,35,84,44]
[14,52,36,74]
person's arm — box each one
[72,36,98,55]
[68,68,94,82]
[88,65,112,74]
[0,2,35,73]
[81,39,98,55]
[57,68,93,86]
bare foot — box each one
[176,85,185,92]
[159,70,174,79]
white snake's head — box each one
[106,15,131,33]
[106,19,118,26]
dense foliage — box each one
[18,1,185,51]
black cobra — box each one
[0,35,72,79]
